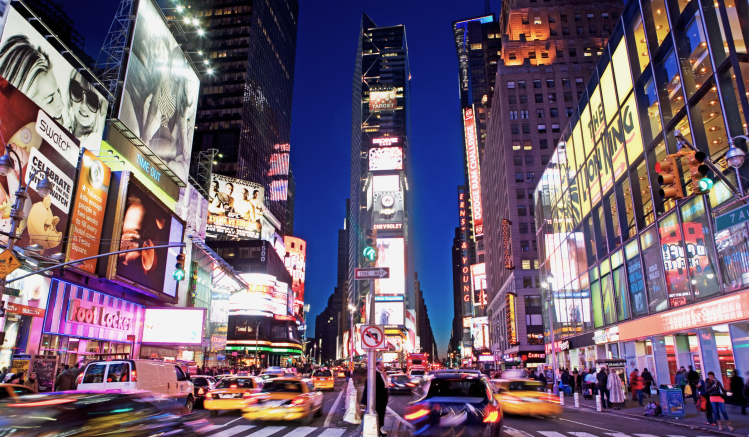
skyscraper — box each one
[187,0,298,235]
[482,0,625,365]
[349,14,416,353]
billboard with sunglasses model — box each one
[0,7,108,151]
[117,0,200,185]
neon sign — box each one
[372,137,399,146]
[464,107,483,236]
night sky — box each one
[63,0,500,358]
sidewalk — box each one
[561,390,749,437]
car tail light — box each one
[230,384,238,388]
[388,383,394,387]
[291,397,306,406]
[545,395,560,403]
[205,392,213,399]
[8,399,77,407]
[484,410,500,423]
[131,370,137,382]
[75,373,84,385]
[406,383,415,387]
[198,388,204,395]
[404,409,430,420]
[243,391,253,399]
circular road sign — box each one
[361,325,385,349]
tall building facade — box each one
[482,0,624,368]
[349,15,417,354]
[187,0,298,235]
[534,0,749,387]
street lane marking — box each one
[503,426,534,437]
[558,418,616,432]
[279,427,316,437]
[247,427,285,437]
[386,406,415,430]
[209,425,255,437]
[196,424,226,433]
[634,435,661,437]
[570,433,600,437]
[317,429,346,437]
[539,432,569,437]
[324,388,345,427]
[604,433,633,437]
[225,418,245,426]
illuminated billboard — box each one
[471,317,489,349]
[373,191,404,226]
[373,175,400,192]
[471,263,487,307]
[0,8,108,151]
[67,150,112,274]
[232,273,291,317]
[117,0,200,183]
[367,296,405,326]
[369,89,397,111]
[207,174,266,239]
[369,147,403,171]
[111,175,185,297]
[283,236,306,316]
[142,308,205,345]
[269,143,290,177]
[176,183,209,240]
[375,237,405,295]
[506,293,519,346]
[0,78,78,256]
[463,107,483,236]
[372,137,400,146]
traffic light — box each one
[173,253,186,281]
[686,151,713,193]
[655,155,684,200]
[363,228,378,266]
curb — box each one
[562,403,744,437]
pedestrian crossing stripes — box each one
[504,428,716,437]
[198,423,354,437]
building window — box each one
[527,334,544,345]
[518,80,526,89]
[577,26,584,35]
[520,95,528,103]
[612,12,619,19]
[541,51,549,59]
[521,241,530,252]
[510,110,518,119]
[552,123,560,132]
[575,77,584,86]
[550,108,559,117]
[521,110,529,119]
[516,189,526,199]
[525,155,533,165]
[562,78,570,87]
[518,206,527,216]
[512,141,521,150]
[534,259,540,269]
[519,222,529,233]
[509,52,516,60]
[561,14,567,22]
[574,14,581,21]
[540,139,548,149]
[551,29,558,36]
[527,172,535,183]
[533,80,542,88]
[569,48,577,57]
[524,141,532,150]
[587,13,594,19]
[537,109,545,118]
[534,16,542,25]
[562,27,570,35]
[538,125,547,133]
[515,172,524,183]
[514,156,523,166]
[535,94,543,103]
[530,221,536,233]
[507,81,515,89]
[546,79,555,88]
[541,154,550,165]
[549,16,556,23]
[511,125,519,134]
[522,124,530,134]
[525,296,542,306]
[509,95,517,104]
[589,26,596,34]
[532,240,538,251]
[556,48,563,56]
[523,277,533,288]
[566,107,574,117]
[529,204,535,216]
[522,16,529,24]
[522,260,532,270]
[564,92,573,102]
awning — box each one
[192,238,248,292]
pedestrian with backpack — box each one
[706,371,734,432]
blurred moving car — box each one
[243,378,323,425]
[191,376,216,406]
[404,373,502,437]
[204,376,261,416]
[76,359,195,412]
[408,368,427,384]
[489,379,560,417]
[0,391,200,437]
[0,384,36,400]
[387,374,416,394]
[311,369,335,391]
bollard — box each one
[574,392,579,408]
[559,391,565,406]
[596,394,602,412]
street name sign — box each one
[354,267,390,280]
[715,204,749,232]
[0,249,21,280]
[361,325,386,350]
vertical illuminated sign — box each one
[459,190,472,316]
[506,292,519,346]
[463,106,484,236]
[502,219,513,269]
[283,236,306,317]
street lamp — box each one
[541,273,558,394]
[726,135,749,197]
[348,303,356,370]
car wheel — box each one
[209,410,219,416]
[301,411,312,426]
[315,404,323,417]
[185,396,194,413]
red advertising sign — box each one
[67,298,133,331]
[369,89,397,111]
[283,236,306,317]
[463,107,483,236]
[67,150,111,273]
[6,302,45,318]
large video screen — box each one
[375,237,405,295]
[0,78,78,256]
[369,147,403,171]
[207,174,267,239]
[117,0,200,183]
[0,8,108,151]
[373,297,404,326]
[116,178,184,296]
[142,308,205,345]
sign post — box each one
[356,267,386,437]
[716,204,749,232]
[360,325,386,350]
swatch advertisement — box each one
[0,78,78,255]
[67,150,111,273]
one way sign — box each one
[354,267,390,280]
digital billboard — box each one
[0,78,78,256]
[232,273,290,317]
[373,191,404,226]
[0,8,108,151]
[117,0,200,183]
[471,317,489,349]
[176,183,209,240]
[115,176,185,297]
[369,147,403,171]
[463,107,483,236]
[207,174,266,239]
[368,296,405,326]
[372,137,401,147]
[369,89,397,111]
[471,263,487,307]
[375,237,405,295]
[373,175,400,192]
[67,150,111,274]
[142,308,205,345]
[283,236,306,317]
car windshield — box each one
[216,378,253,389]
[426,379,488,400]
[508,380,543,391]
[192,377,211,387]
[262,381,303,393]
[315,370,332,377]
[393,375,410,382]
[410,370,425,376]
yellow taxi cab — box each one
[204,376,260,416]
[490,378,560,417]
[243,378,323,425]
[311,369,335,390]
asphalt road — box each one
[188,379,725,437]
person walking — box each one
[697,379,716,426]
[55,365,74,391]
[24,372,39,393]
[630,369,644,406]
[536,369,547,388]
[71,362,83,389]
[641,368,654,397]
[561,368,572,393]
[597,367,611,409]
[743,371,749,415]
[584,369,597,399]
[706,371,733,432]
[572,369,582,394]
[729,371,745,410]
[675,367,686,398]
[608,370,626,410]
[687,365,699,403]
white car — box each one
[76,359,195,411]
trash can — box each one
[658,385,685,418]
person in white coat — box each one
[608,369,626,410]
